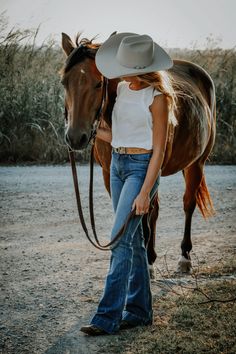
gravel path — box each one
[0,164,235,354]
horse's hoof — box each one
[177,256,192,274]
[149,264,156,280]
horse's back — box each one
[171,59,215,108]
[162,60,216,176]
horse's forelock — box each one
[75,32,100,48]
[62,34,100,75]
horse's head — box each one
[61,33,106,150]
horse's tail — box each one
[196,174,215,218]
[196,73,216,219]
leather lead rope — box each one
[68,147,157,251]
[68,147,137,250]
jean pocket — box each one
[128,153,152,164]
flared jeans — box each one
[90,151,160,334]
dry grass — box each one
[197,256,236,278]
[99,255,236,354]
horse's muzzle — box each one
[65,129,89,150]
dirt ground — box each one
[0,164,235,354]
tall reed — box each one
[0,17,235,163]
[0,17,68,162]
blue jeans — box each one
[90,151,160,334]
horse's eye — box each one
[95,81,102,89]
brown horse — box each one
[61,33,216,273]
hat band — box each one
[133,65,147,69]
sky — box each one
[0,0,235,49]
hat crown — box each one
[116,34,154,70]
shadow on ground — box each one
[44,316,117,354]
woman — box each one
[80,32,176,335]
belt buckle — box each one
[113,147,126,154]
[118,147,126,154]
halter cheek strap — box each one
[88,76,108,145]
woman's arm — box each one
[96,126,112,144]
[132,94,169,214]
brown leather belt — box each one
[112,147,153,154]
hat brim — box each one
[95,32,173,79]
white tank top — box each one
[111,81,162,150]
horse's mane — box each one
[63,33,100,74]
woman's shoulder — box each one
[144,86,163,107]
[117,81,128,95]
[153,88,162,97]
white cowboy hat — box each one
[95,32,173,79]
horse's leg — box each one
[177,161,205,273]
[142,193,159,279]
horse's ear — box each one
[61,32,75,56]
[109,31,117,38]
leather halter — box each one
[88,76,108,145]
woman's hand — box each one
[132,192,150,215]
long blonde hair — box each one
[136,71,178,126]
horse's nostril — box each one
[80,133,88,147]
[65,131,88,150]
